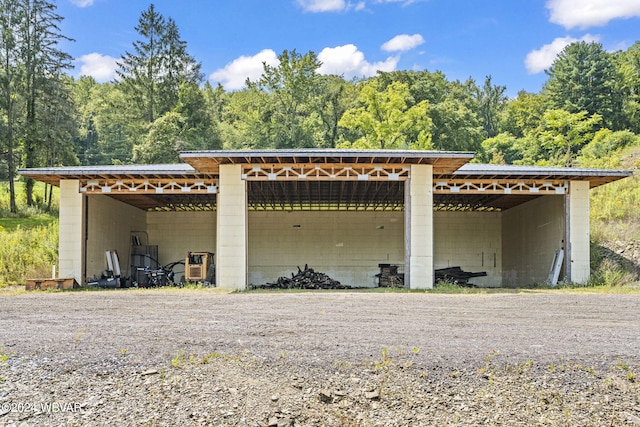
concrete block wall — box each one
[77,191,581,289]
[434,211,502,287]
[502,195,565,286]
[86,195,146,281]
[248,210,404,287]
[407,165,434,289]
[568,181,590,283]
[59,180,85,283]
[216,164,248,289]
[147,211,216,270]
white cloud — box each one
[381,34,425,52]
[524,34,600,74]
[76,53,118,82]
[297,0,417,13]
[212,44,401,89]
[297,0,347,12]
[70,0,95,7]
[547,0,640,29]
[374,0,417,4]
[317,44,399,78]
[209,49,279,90]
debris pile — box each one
[258,265,351,290]
[376,264,404,288]
[435,266,487,286]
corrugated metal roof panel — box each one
[18,163,197,176]
[456,163,633,177]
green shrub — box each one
[588,257,638,287]
[0,222,58,286]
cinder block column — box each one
[216,164,248,290]
[405,164,434,289]
[59,180,85,284]
[567,180,590,284]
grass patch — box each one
[0,221,59,287]
[0,180,59,218]
[0,215,57,232]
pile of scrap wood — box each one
[435,266,487,286]
[258,265,350,289]
[376,264,404,288]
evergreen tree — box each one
[0,0,22,212]
[545,41,619,129]
[6,0,74,207]
[117,4,202,124]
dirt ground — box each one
[1,290,640,426]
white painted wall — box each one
[217,164,248,289]
[568,181,590,284]
[86,195,146,280]
[407,164,434,289]
[502,196,565,286]
[434,211,502,287]
[147,211,216,272]
[59,180,85,284]
[79,193,576,289]
[248,210,404,287]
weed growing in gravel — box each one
[477,349,499,377]
[373,347,393,371]
[503,359,533,376]
[615,359,637,382]
[0,346,10,382]
[627,370,636,382]
[172,349,187,368]
[74,326,87,343]
[199,352,241,364]
[332,360,352,371]
[615,359,629,371]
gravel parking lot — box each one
[1,290,639,426]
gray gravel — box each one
[1,290,640,426]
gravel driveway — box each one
[1,290,639,426]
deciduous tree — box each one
[338,80,432,150]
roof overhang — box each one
[447,163,633,188]
[179,149,476,175]
[18,150,633,212]
[18,164,213,187]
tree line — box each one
[2,2,640,213]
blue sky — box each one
[57,0,640,96]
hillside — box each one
[588,144,640,285]
[0,182,58,286]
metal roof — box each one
[180,149,476,175]
[447,163,633,188]
[18,164,206,186]
[17,150,634,212]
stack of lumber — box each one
[376,264,404,288]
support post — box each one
[216,164,248,290]
[59,180,85,284]
[405,164,434,289]
[566,180,590,284]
